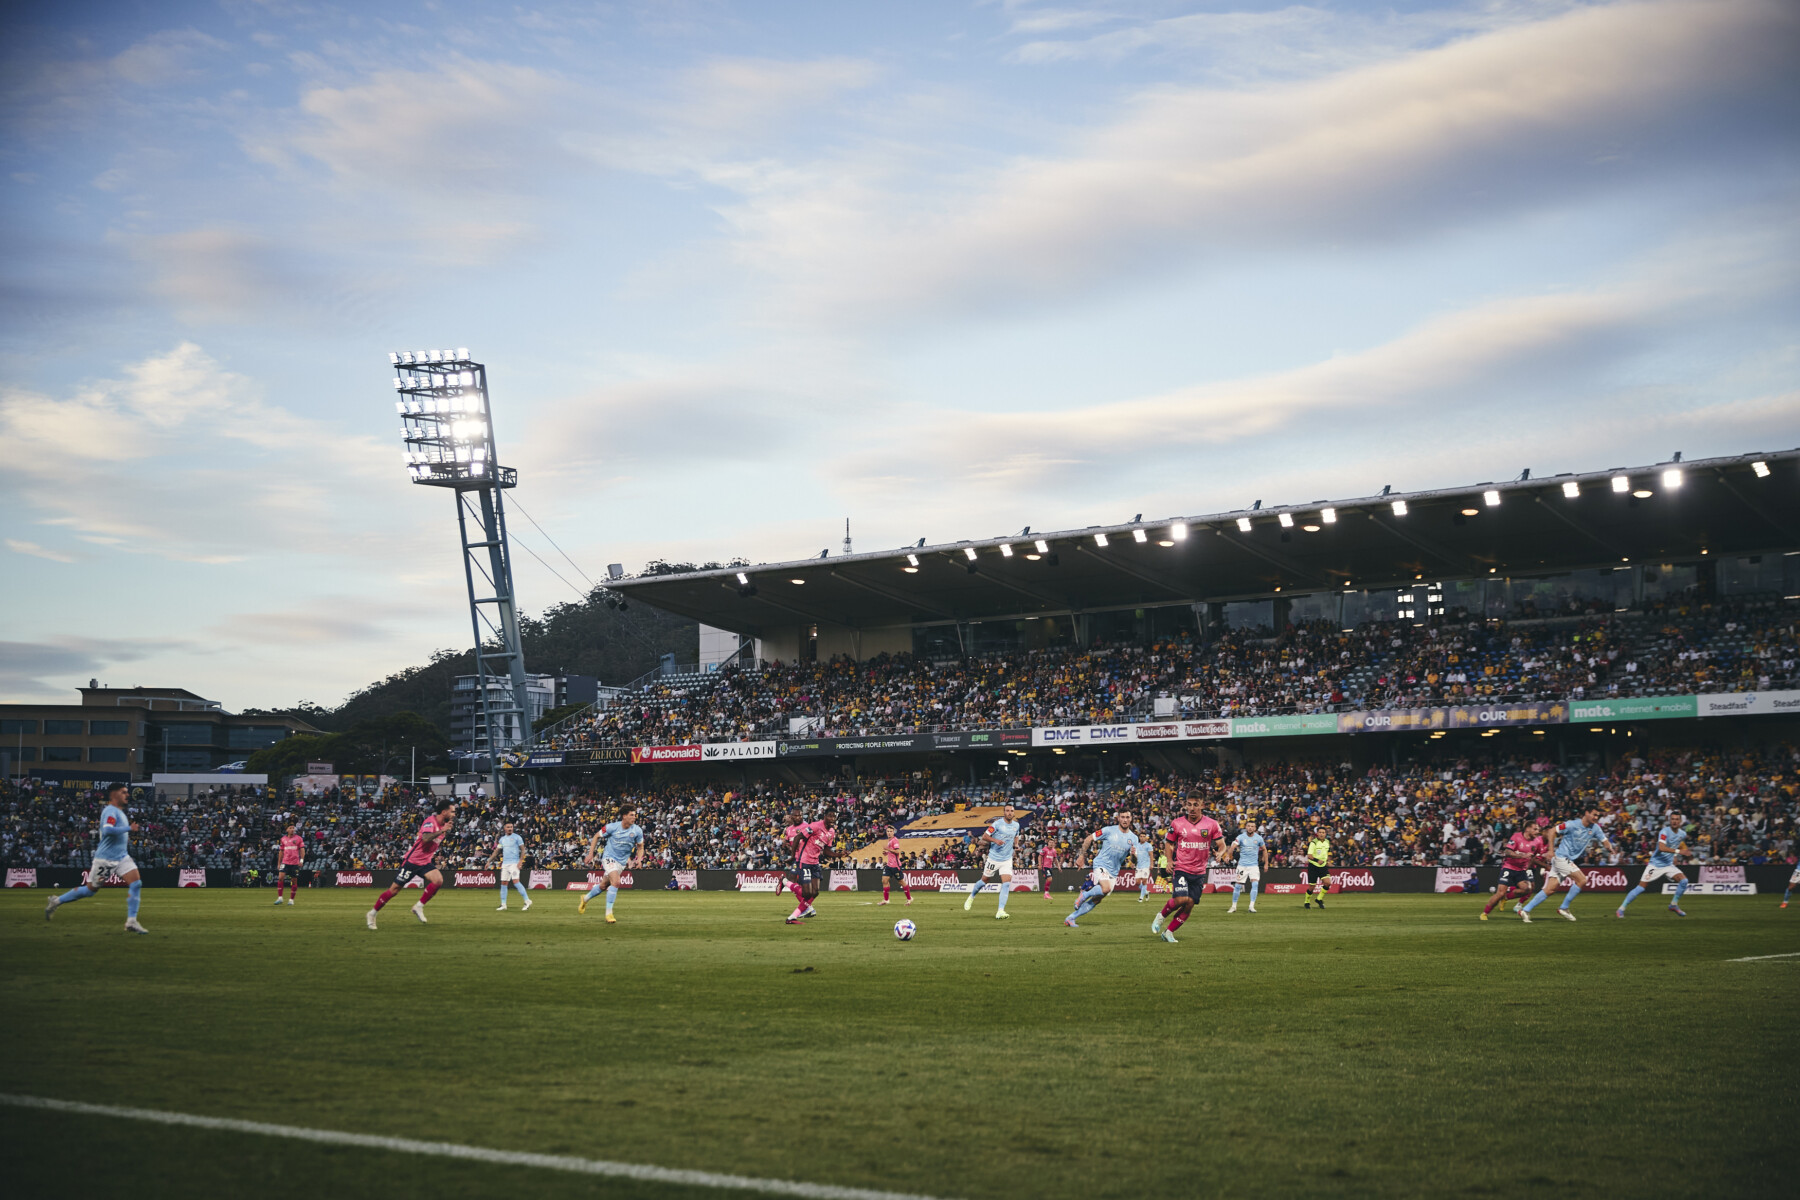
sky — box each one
[2,0,1797,710]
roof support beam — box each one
[971,568,1079,612]
[829,567,960,621]
[1364,513,1483,577]
[1712,470,1800,544]
[717,582,857,629]
[1070,544,1195,600]
[1206,528,1332,589]
[1528,494,1629,561]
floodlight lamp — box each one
[1157,540,1174,547]
[392,377,404,389]
[1562,480,1580,498]
[1034,539,1050,554]
[1302,524,1320,533]
[1235,517,1253,532]
[736,572,749,585]
[1611,475,1629,493]
[1171,522,1187,540]
[389,352,400,364]
[471,462,486,476]
[457,348,469,360]
[964,546,978,561]
[1752,460,1770,477]
[1391,500,1408,516]
[789,578,805,585]
[1277,513,1294,528]
[1000,543,1014,557]
[1632,489,1653,499]
[395,401,405,413]
[1483,490,1501,507]
[1662,468,1682,488]
[1094,533,1109,547]
[1132,528,1148,543]
[1321,508,1336,524]
[1460,508,1478,517]
[907,553,920,567]
[904,566,919,573]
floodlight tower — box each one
[389,348,530,802]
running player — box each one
[45,782,148,934]
[1150,797,1226,943]
[1616,812,1691,918]
[782,810,837,924]
[579,808,646,923]
[488,821,532,911]
[366,798,456,930]
[273,822,305,906]
[1521,809,1614,921]
[1302,827,1332,909]
[965,803,1020,919]
[878,824,911,906]
[1039,839,1057,899]
[1785,860,1797,909]
[1481,823,1547,921]
[1065,812,1139,928]
[1134,832,1155,902]
[1227,821,1267,914]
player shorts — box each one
[393,862,436,888]
[1549,855,1582,880]
[1500,867,1533,890]
[277,861,303,875]
[981,856,1014,878]
[882,866,905,881]
[1790,866,1800,885]
[600,858,628,876]
[792,863,822,886]
[1639,863,1682,884]
[87,855,137,885]
[1307,865,1330,883]
[1088,866,1116,889]
[1170,870,1207,898]
[1235,865,1261,883]
[500,862,521,883]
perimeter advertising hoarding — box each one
[1229,714,1339,738]
[1335,701,1567,733]
[778,734,932,758]
[1569,696,1697,722]
[1695,690,1800,717]
[631,744,703,764]
[699,741,777,762]
[1031,721,1229,747]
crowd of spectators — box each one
[6,741,1794,876]
[535,597,1799,750]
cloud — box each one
[5,539,78,563]
[0,636,189,700]
[721,0,1800,324]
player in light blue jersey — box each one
[965,803,1021,919]
[1066,812,1140,928]
[487,821,532,911]
[1228,823,1267,914]
[1134,835,1155,902]
[1616,812,1691,917]
[580,809,646,923]
[45,782,148,934]
[1521,810,1613,921]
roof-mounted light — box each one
[1093,533,1109,547]
[1277,513,1293,528]
[1034,539,1050,554]
[1170,522,1187,541]
[1321,508,1336,524]
[1235,517,1252,532]
[1000,543,1014,557]
[1131,528,1148,543]
[1662,468,1683,488]
[1612,475,1629,493]
[1483,490,1501,507]
[1391,500,1408,516]
[1752,460,1770,478]
[1562,480,1580,498]
[964,546,978,560]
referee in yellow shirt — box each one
[1302,827,1332,909]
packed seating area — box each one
[5,742,1793,876]
[535,597,1800,749]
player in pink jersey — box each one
[366,798,456,930]
[1483,824,1549,922]
[272,823,305,906]
[1149,796,1226,943]
[878,824,911,905]
[781,809,837,924]
[1039,839,1057,899]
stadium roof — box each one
[611,449,1799,635]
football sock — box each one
[1523,890,1549,913]
[1077,884,1104,907]
[1559,883,1581,909]
[1139,883,1148,899]
[882,883,890,900]
[498,882,508,906]
[1160,898,1179,917]
[1672,879,1689,904]
[995,885,1009,913]
[969,880,986,897]
[126,879,142,919]
[56,885,93,905]
[903,885,912,900]
[420,880,441,905]
[513,882,529,902]
[373,886,397,911]
[1249,880,1260,905]
[788,880,806,903]
[1168,909,1189,932]
[1231,883,1243,906]
[605,885,617,914]
[1070,898,1097,919]
[1619,884,1646,911]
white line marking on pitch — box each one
[0,1094,949,1200]
[1725,951,1800,962]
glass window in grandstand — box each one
[1641,563,1698,605]
[1717,554,1785,597]
[89,747,130,763]
[44,719,83,735]
[1285,593,1341,626]
[0,719,37,735]
[163,749,214,770]
[1341,589,1401,626]
[5,746,37,761]
[43,746,83,762]
[1223,599,1274,631]
[227,725,289,749]
[88,720,129,736]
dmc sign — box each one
[1091,726,1132,741]
[1043,728,1082,742]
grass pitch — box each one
[3,885,1795,1199]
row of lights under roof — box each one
[733,460,1774,587]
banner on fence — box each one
[671,869,697,890]
[1434,867,1481,893]
[1664,881,1758,895]
[6,868,37,888]
[529,868,555,890]
[1700,865,1746,885]
[735,871,786,892]
[829,869,858,892]
[178,869,207,887]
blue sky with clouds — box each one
[3,0,1796,708]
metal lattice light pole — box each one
[389,348,530,802]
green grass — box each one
[2,885,1796,1199]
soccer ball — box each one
[893,919,917,940]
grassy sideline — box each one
[2,886,1795,1199]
